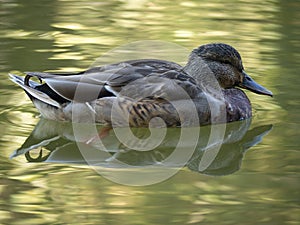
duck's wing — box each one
[9,74,62,108]
[119,70,202,101]
[24,66,143,102]
[24,59,185,102]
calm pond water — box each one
[0,0,299,224]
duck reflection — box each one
[11,119,272,176]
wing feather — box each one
[9,74,61,108]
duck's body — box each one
[9,43,272,127]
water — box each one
[0,0,299,224]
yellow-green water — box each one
[0,0,299,224]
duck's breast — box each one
[224,88,252,122]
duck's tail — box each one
[9,73,61,108]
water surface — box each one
[0,0,299,224]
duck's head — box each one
[187,43,273,97]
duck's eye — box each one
[222,59,231,65]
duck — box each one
[9,43,272,127]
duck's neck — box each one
[183,53,230,124]
[183,53,224,97]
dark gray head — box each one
[193,43,244,71]
[187,43,272,96]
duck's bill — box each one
[239,71,273,97]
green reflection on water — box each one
[0,0,299,224]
